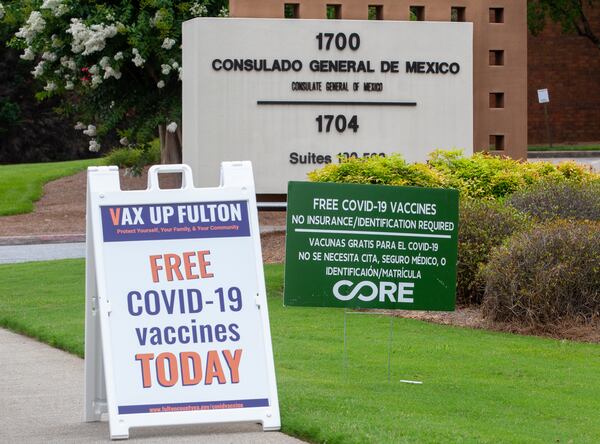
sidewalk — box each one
[0,328,302,443]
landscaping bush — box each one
[308,150,599,200]
[308,154,446,188]
[507,181,600,222]
[457,200,532,305]
[105,141,160,175]
[482,221,600,326]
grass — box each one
[0,158,102,216]
[2,259,600,443]
[528,144,600,152]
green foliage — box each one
[5,0,228,153]
[309,151,599,200]
[308,154,446,188]
[482,221,600,326]
[528,0,600,52]
[457,200,532,305]
[0,4,90,163]
[508,181,600,221]
[105,140,160,175]
[3,260,600,442]
[0,158,100,216]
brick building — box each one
[528,7,600,144]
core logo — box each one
[333,280,414,303]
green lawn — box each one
[2,260,600,443]
[0,158,102,216]
[528,144,600,152]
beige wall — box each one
[230,0,527,159]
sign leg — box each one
[387,316,394,382]
[343,309,348,379]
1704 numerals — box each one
[316,115,359,133]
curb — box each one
[0,226,286,247]
[0,234,85,246]
[527,150,600,159]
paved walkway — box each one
[0,328,302,443]
[0,242,86,264]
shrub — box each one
[308,151,599,201]
[482,221,600,326]
[427,151,598,200]
[308,154,446,188]
[105,141,160,175]
[507,181,600,222]
[457,200,532,305]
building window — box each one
[490,135,505,150]
[409,6,425,21]
[284,4,299,19]
[489,92,505,108]
[489,50,504,66]
[327,4,342,19]
[368,5,383,20]
[489,7,504,23]
[451,7,466,22]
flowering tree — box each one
[4,0,227,162]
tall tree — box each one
[528,0,600,51]
[5,0,228,162]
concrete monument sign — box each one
[183,18,473,193]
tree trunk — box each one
[157,124,183,188]
[158,124,182,164]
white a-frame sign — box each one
[84,163,280,439]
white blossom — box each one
[171,61,179,69]
[66,18,117,55]
[60,56,77,71]
[131,48,145,67]
[74,122,86,130]
[20,47,35,61]
[42,0,67,17]
[42,51,57,62]
[218,6,229,17]
[54,4,68,17]
[190,2,208,17]
[161,38,176,50]
[150,10,165,27]
[31,61,45,78]
[0,4,5,20]
[98,56,121,83]
[157,80,165,89]
[178,66,182,81]
[166,122,178,133]
[114,51,123,61]
[41,0,61,10]
[16,11,46,44]
[65,80,74,90]
[103,66,121,80]
[89,139,101,152]
[119,137,129,146]
[161,64,171,75]
[83,124,97,137]
[89,65,99,75]
[99,56,110,68]
[91,74,102,88]
[44,81,57,92]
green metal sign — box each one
[284,182,459,310]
